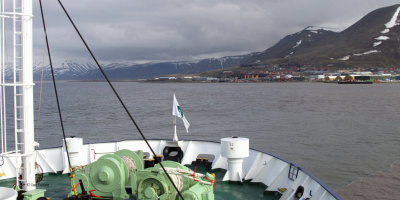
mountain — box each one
[24,4,400,80]
[31,55,250,80]
[244,4,400,68]
[243,26,338,64]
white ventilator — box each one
[221,137,249,182]
[63,137,83,167]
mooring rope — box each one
[121,156,136,170]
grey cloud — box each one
[30,0,400,64]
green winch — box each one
[68,149,215,200]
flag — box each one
[172,94,190,133]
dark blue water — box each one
[3,81,400,192]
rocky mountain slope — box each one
[244,27,338,64]
[245,4,400,68]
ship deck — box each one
[0,139,341,200]
[0,168,282,199]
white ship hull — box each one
[1,139,341,200]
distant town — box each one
[147,64,400,83]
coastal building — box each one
[159,77,177,80]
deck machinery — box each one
[67,149,215,200]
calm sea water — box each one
[3,81,400,194]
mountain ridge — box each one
[24,4,400,80]
[244,4,400,68]
[30,55,251,80]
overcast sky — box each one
[29,0,399,64]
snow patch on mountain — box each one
[284,51,295,58]
[385,6,400,28]
[339,55,350,61]
[305,26,338,32]
[284,40,303,58]
[381,29,389,34]
[293,40,302,48]
[339,50,380,61]
[353,50,381,56]
[373,6,400,47]
[375,36,390,40]
[373,41,382,47]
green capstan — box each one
[68,149,215,200]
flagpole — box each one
[173,91,178,141]
[173,115,178,141]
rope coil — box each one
[169,174,183,191]
[163,167,206,178]
[162,167,214,186]
[121,156,136,170]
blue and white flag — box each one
[172,94,190,133]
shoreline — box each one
[33,79,400,84]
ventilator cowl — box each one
[220,137,249,182]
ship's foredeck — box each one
[0,139,342,200]
[0,168,282,200]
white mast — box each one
[0,0,6,154]
[0,0,35,191]
[20,0,35,191]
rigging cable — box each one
[35,45,44,146]
[55,0,185,199]
[38,0,77,195]
[36,0,50,146]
